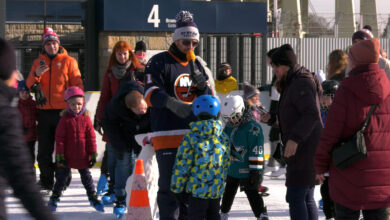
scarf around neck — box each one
[111,61,132,79]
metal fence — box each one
[198,35,390,87]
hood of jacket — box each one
[116,80,144,100]
[286,64,322,95]
[343,64,390,105]
[189,119,224,140]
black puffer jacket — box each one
[102,81,151,154]
[278,64,322,186]
[0,81,55,220]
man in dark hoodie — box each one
[101,80,150,218]
[266,44,322,220]
[0,38,55,219]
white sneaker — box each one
[270,167,286,177]
[220,212,229,220]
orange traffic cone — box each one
[126,159,153,220]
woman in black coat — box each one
[267,44,322,220]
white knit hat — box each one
[173,11,199,42]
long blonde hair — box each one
[327,50,348,79]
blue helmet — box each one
[192,95,220,118]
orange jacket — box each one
[26,47,84,110]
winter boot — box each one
[220,212,229,220]
[47,193,60,211]
[101,181,116,205]
[88,192,105,212]
[96,174,109,195]
[258,206,269,220]
[270,167,286,178]
[113,196,126,219]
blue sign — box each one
[99,0,267,33]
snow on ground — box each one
[6,168,325,220]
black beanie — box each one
[0,38,16,80]
[271,44,297,68]
[135,41,147,52]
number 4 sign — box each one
[148,5,161,28]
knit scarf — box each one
[111,61,132,80]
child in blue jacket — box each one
[170,95,230,220]
[220,95,268,220]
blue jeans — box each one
[107,143,136,198]
[286,185,318,220]
[156,148,188,220]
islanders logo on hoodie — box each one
[174,73,197,103]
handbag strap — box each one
[360,104,377,131]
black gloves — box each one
[190,70,207,91]
[134,145,142,155]
[30,83,47,107]
[165,97,192,118]
[89,153,97,168]
[93,116,103,135]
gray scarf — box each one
[111,61,132,79]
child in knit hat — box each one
[243,82,267,123]
[48,86,104,213]
[17,80,38,176]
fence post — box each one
[216,36,221,72]
[261,35,268,86]
[0,0,5,38]
[250,35,257,85]
[227,35,239,81]
[206,36,212,70]
[238,36,244,87]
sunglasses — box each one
[182,40,199,47]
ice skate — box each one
[258,186,269,197]
[88,193,105,212]
[96,174,108,195]
[220,212,229,220]
[270,167,286,179]
[47,194,60,211]
[101,182,116,205]
[113,196,126,219]
[258,207,269,220]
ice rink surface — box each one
[6,168,325,220]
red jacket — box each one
[95,67,137,141]
[17,96,37,142]
[314,64,390,210]
[55,110,96,169]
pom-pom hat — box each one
[42,27,60,46]
[173,11,199,42]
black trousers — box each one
[26,141,36,176]
[53,167,95,196]
[320,177,335,219]
[156,148,188,220]
[221,175,265,218]
[188,196,220,220]
[335,203,386,220]
[37,109,62,189]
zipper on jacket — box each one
[48,58,52,108]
